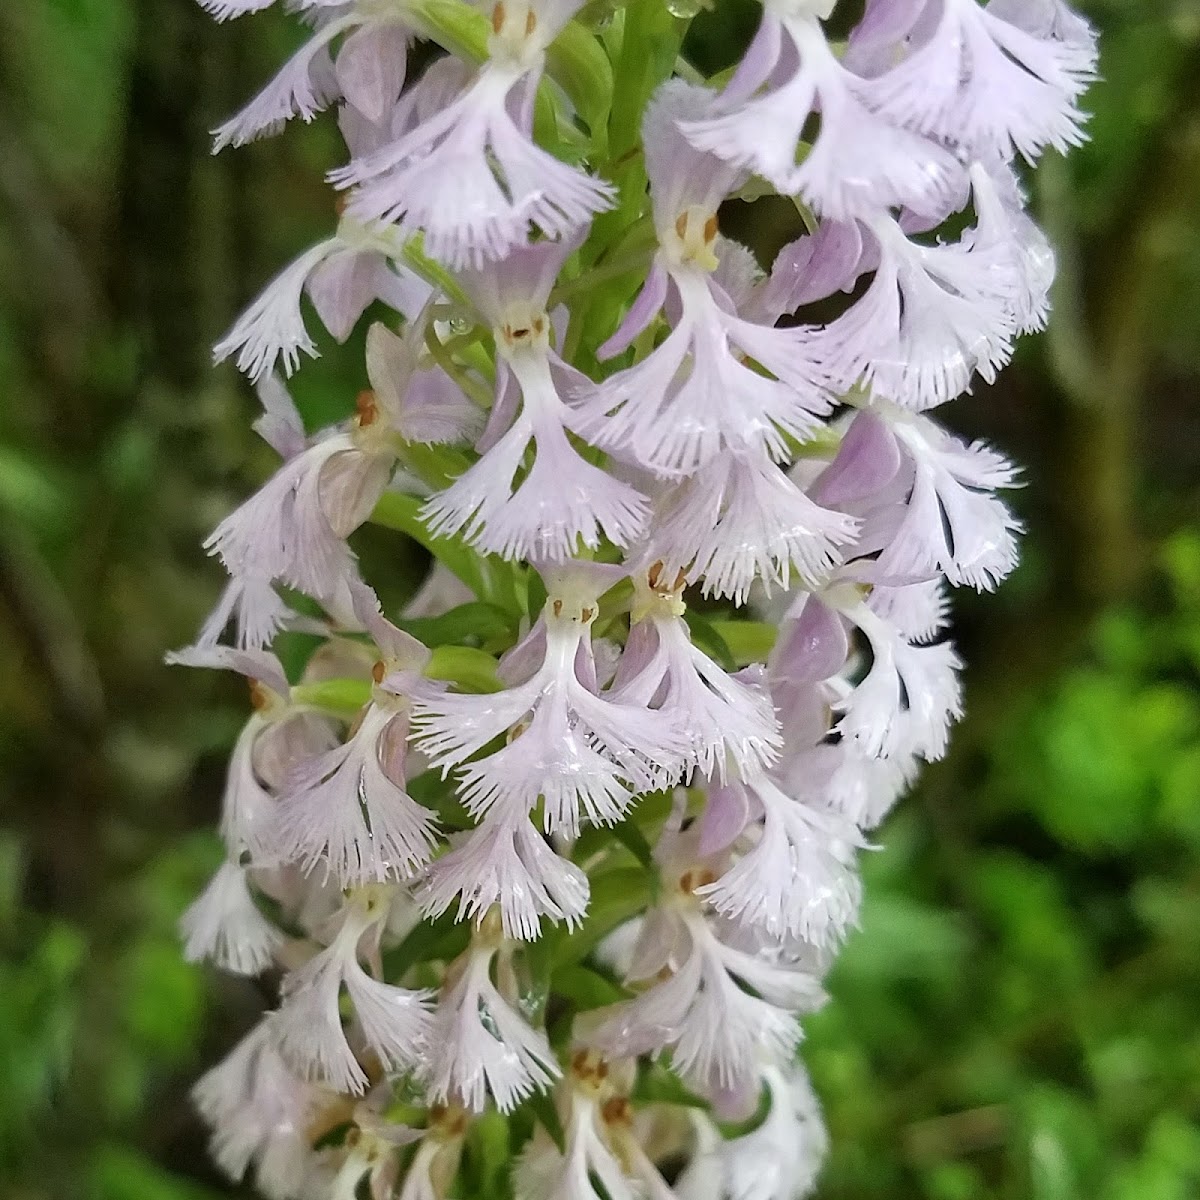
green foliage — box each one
[802,536,1200,1200]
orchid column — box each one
[179,0,1097,1196]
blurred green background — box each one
[1,1,1199,1198]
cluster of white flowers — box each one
[178,0,1096,1195]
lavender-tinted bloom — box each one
[574,81,831,474]
[681,0,959,217]
[273,889,433,1094]
[514,1064,639,1200]
[856,0,1098,161]
[676,1064,829,1200]
[423,915,561,1111]
[213,219,429,380]
[608,565,782,780]
[423,239,649,560]
[804,203,1020,410]
[180,860,284,975]
[331,7,613,267]
[192,1017,323,1196]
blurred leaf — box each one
[118,938,204,1061]
[370,491,528,615]
[89,1143,224,1200]
[0,918,85,1154]
[0,445,75,532]
[555,867,653,967]
[551,963,628,1011]
[397,601,517,649]
[633,1061,709,1110]
[1019,1085,1103,1200]
[971,853,1092,994]
[834,890,972,991]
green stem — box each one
[423,322,494,409]
[709,620,777,666]
[399,239,470,307]
[289,647,500,715]
[426,645,501,692]
[550,245,656,306]
[291,678,371,716]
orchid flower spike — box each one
[182,0,1098,1191]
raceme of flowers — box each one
[179,0,1096,1196]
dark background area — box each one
[1,1,1198,1197]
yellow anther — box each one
[248,679,271,712]
[666,205,720,272]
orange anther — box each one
[356,389,379,427]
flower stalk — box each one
[176,0,1098,1194]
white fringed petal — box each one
[879,410,1023,590]
[697,778,863,948]
[610,604,782,782]
[676,1063,829,1200]
[863,0,1098,161]
[969,159,1057,334]
[274,944,370,1095]
[574,268,831,475]
[597,909,820,1093]
[515,1092,638,1200]
[417,808,589,941]
[273,703,438,886]
[650,449,859,604]
[424,942,559,1110]
[212,16,353,150]
[193,1018,318,1197]
[181,860,283,975]
[830,596,964,762]
[682,1,958,218]
[203,432,388,601]
[413,607,684,837]
[342,959,433,1075]
[811,214,1018,411]
[334,66,612,268]
[274,899,432,1094]
[198,0,348,18]
[213,239,341,380]
[424,353,648,562]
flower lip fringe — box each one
[177,0,1097,1195]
